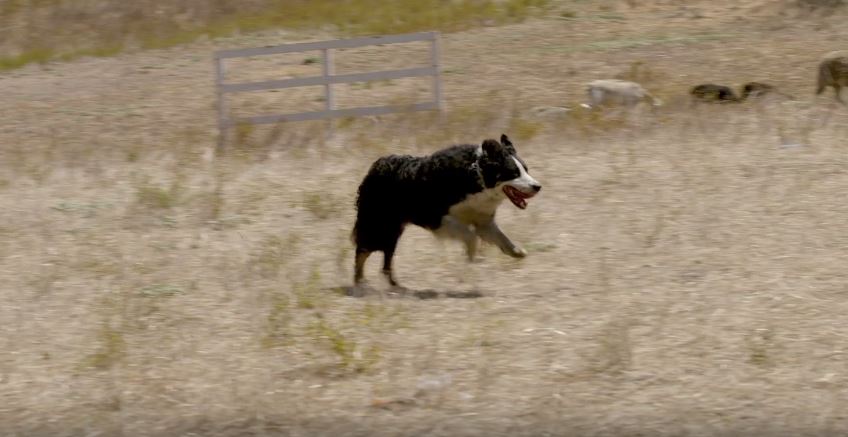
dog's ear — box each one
[500,134,516,154]
[481,139,501,156]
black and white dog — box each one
[352,134,541,288]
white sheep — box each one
[582,79,661,109]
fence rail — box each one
[214,31,443,150]
[215,31,438,58]
[219,66,438,94]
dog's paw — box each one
[510,247,528,258]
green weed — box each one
[136,181,181,210]
[0,0,550,70]
[301,191,341,220]
[509,117,544,140]
[294,269,323,310]
[138,284,184,297]
[310,318,380,373]
[83,324,126,370]
[0,47,53,71]
[261,294,292,348]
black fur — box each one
[352,134,530,287]
[690,83,739,102]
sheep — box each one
[692,82,790,103]
[816,50,848,104]
[741,82,775,99]
[741,81,794,101]
[690,84,739,102]
[583,79,661,109]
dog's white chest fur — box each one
[447,188,504,225]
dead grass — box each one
[5,1,848,435]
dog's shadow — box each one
[329,285,484,300]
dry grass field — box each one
[3,0,848,435]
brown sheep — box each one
[816,51,848,104]
[690,84,739,102]
[741,82,794,101]
[741,82,775,99]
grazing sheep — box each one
[584,79,661,109]
[690,84,739,102]
[741,82,775,99]
[816,50,848,104]
[692,82,789,103]
[741,81,794,101]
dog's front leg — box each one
[476,219,526,258]
[437,216,479,261]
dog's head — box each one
[479,134,541,210]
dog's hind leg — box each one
[382,244,401,288]
[354,249,371,285]
[380,226,406,289]
[476,220,526,258]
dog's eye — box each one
[503,168,520,181]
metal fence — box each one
[214,31,443,150]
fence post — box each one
[431,34,444,113]
[323,48,335,137]
[214,56,228,153]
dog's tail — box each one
[351,155,413,253]
[351,156,394,249]
[351,186,366,247]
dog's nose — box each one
[531,184,542,193]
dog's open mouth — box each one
[503,185,535,209]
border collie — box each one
[352,134,541,288]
